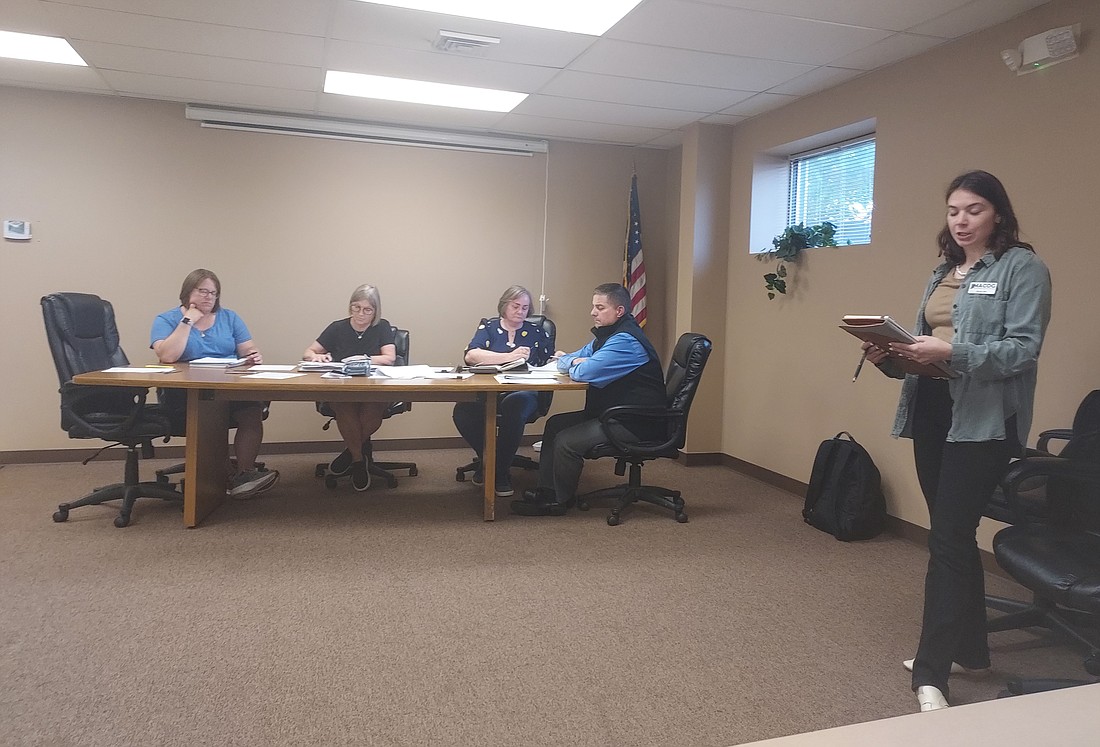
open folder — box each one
[840,315,958,379]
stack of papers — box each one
[298,360,347,372]
[190,357,249,367]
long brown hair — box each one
[936,170,1033,264]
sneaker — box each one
[329,449,353,476]
[351,460,371,492]
[532,440,542,453]
[228,469,279,499]
[495,478,514,498]
[471,470,484,487]
[916,685,949,712]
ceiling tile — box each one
[539,70,755,111]
[574,39,814,91]
[316,93,511,130]
[74,41,321,91]
[767,66,864,96]
[907,0,1054,39]
[514,95,707,130]
[609,0,893,65]
[324,40,559,92]
[100,70,318,111]
[719,92,798,117]
[0,57,112,93]
[43,3,325,66]
[329,0,594,68]
[827,32,948,70]
[497,113,670,146]
[42,0,332,36]
[682,0,975,33]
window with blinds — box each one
[787,136,875,246]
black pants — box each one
[910,377,1015,696]
[536,410,641,501]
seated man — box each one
[511,282,665,517]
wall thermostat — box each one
[3,220,32,240]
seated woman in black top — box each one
[303,284,395,491]
[453,285,553,498]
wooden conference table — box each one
[72,366,586,526]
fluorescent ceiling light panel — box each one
[356,0,643,35]
[324,70,526,112]
[0,30,86,66]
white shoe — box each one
[903,658,990,676]
[916,685,949,712]
[532,440,542,453]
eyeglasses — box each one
[194,288,218,298]
[350,305,375,315]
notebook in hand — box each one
[466,357,528,374]
[839,315,958,379]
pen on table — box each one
[145,364,173,368]
[852,349,869,382]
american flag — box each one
[623,173,647,327]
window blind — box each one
[788,137,875,246]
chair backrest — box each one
[41,292,129,385]
[526,314,556,417]
[393,326,410,366]
[663,332,712,449]
[1050,390,1100,529]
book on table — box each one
[466,357,528,374]
[839,315,959,379]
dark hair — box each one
[593,282,631,311]
[936,170,1033,263]
[179,268,222,312]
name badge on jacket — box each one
[968,282,997,295]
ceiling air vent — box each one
[434,30,500,55]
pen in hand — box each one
[852,349,869,382]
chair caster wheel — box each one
[114,515,130,528]
[53,509,69,522]
[577,500,590,511]
[314,464,326,478]
[386,477,398,488]
[455,469,465,482]
[409,466,418,477]
[1086,653,1100,677]
[324,475,338,489]
[156,474,170,484]
[675,512,688,523]
[607,514,621,526]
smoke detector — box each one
[434,30,500,55]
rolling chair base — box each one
[314,441,417,490]
[52,446,182,528]
[455,454,539,482]
[578,483,688,526]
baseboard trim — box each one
[0,436,472,465]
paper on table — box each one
[321,371,351,379]
[528,361,563,373]
[103,366,177,373]
[189,357,248,366]
[242,372,306,380]
[248,364,297,372]
[372,365,436,379]
[495,374,560,384]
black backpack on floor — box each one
[802,431,886,541]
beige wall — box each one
[1,86,669,453]
[722,0,1100,537]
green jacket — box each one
[889,245,1052,446]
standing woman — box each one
[453,285,553,498]
[863,171,1052,711]
[303,284,396,491]
[151,268,278,498]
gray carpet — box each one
[0,450,1086,746]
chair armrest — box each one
[1035,428,1073,454]
[598,405,684,456]
[1000,456,1100,524]
[61,382,150,441]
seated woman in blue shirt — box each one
[303,284,396,492]
[453,285,553,498]
[150,268,277,499]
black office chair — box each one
[577,332,712,525]
[314,326,417,489]
[455,315,557,482]
[984,389,1100,694]
[41,292,182,528]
